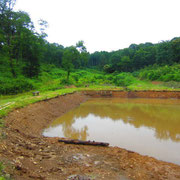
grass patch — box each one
[0,162,11,180]
[162,81,180,89]
[128,80,174,91]
[0,82,179,120]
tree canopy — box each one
[0,0,179,85]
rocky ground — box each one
[0,92,180,180]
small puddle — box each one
[43,98,180,165]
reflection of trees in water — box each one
[63,125,88,140]
[51,109,89,140]
[51,100,180,142]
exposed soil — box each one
[151,81,162,85]
[83,90,180,98]
[1,92,180,180]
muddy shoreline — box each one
[1,91,180,180]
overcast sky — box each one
[14,0,180,53]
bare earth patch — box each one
[151,81,163,85]
[0,92,180,180]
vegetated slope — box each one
[1,64,180,95]
[0,0,180,95]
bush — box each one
[71,70,110,87]
[138,64,180,82]
[0,78,34,95]
[71,73,80,82]
[113,73,136,87]
[60,77,75,85]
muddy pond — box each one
[43,98,180,165]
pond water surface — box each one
[43,98,180,165]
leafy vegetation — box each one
[91,39,180,73]
[137,64,180,82]
[0,162,10,180]
[0,0,179,96]
[1,64,179,96]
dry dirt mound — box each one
[0,92,180,180]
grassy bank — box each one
[0,84,179,120]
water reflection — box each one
[45,98,180,142]
[43,98,180,164]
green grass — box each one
[0,82,179,120]
[127,80,177,91]
[0,162,11,180]
[0,88,77,118]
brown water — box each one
[43,98,180,165]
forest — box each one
[0,0,180,95]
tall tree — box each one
[0,0,17,77]
[171,38,180,63]
[155,41,172,65]
[62,46,79,82]
[22,31,43,77]
[43,43,64,66]
[76,40,89,67]
[0,0,40,77]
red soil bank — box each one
[83,90,180,98]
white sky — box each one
[14,0,180,53]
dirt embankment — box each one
[83,90,180,98]
[0,91,180,180]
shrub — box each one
[0,78,34,95]
[138,64,180,82]
[113,73,135,87]
[60,77,75,85]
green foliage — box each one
[103,64,114,73]
[0,77,34,94]
[0,162,10,180]
[0,0,41,78]
[112,73,136,87]
[62,46,79,81]
[89,37,180,73]
[0,0,179,95]
[0,163,4,174]
[1,64,179,95]
[138,64,180,82]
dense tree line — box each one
[0,0,179,81]
[0,0,89,80]
[0,0,47,77]
[89,39,180,73]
